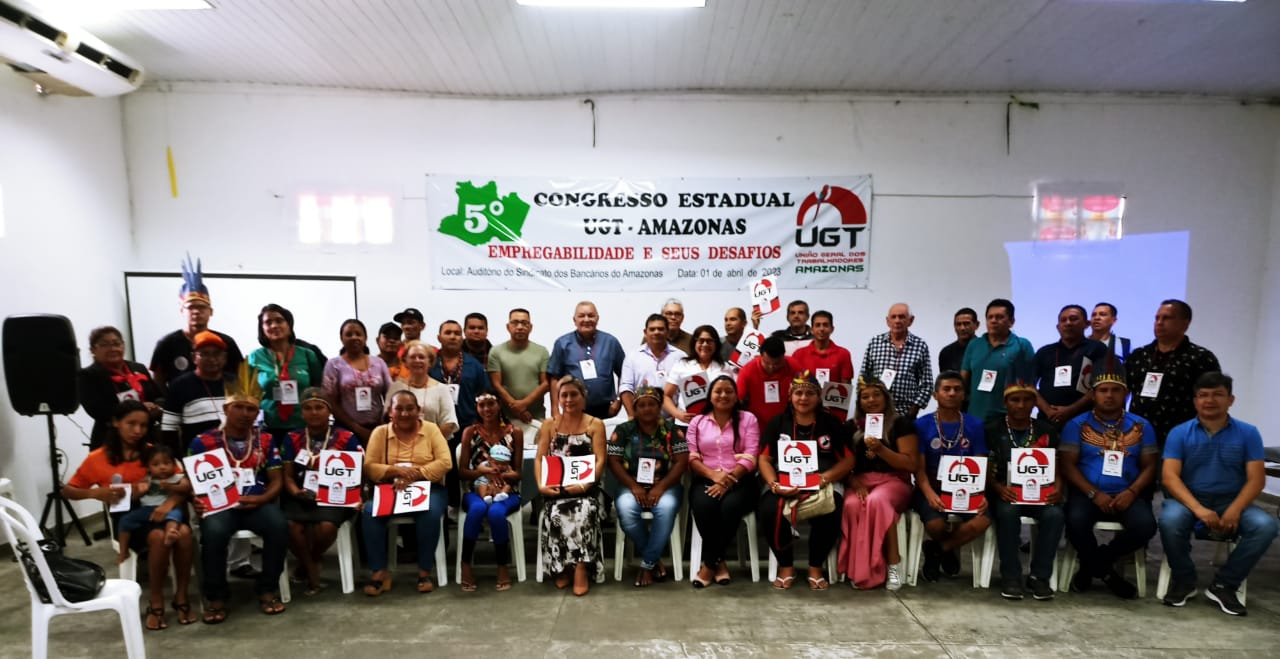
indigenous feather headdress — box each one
[180,253,210,305]
[225,361,263,406]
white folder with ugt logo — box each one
[183,448,240,516]
[316,450,363,507]
[541,455,595,489]
[777,438,820,490]
[937,455,987,512]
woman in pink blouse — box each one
[685,374,759,587]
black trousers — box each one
[758,489,844,569]
[689,475,758,567]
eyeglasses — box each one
[509,320,531,326]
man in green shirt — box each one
[488,308,551,435]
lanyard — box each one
[388,424,420,465]
[199,377,227,424]
[440,355,463,384]
[307,427,334,454]
[1091,412,1124,451]
[934,413,966,450]
[273,345,295,380]
[1004,417,1034,448]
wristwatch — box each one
[1086,489,1098,500]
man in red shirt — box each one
[736,336,797,426]
[791,310,855,420]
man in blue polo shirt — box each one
[548,301,625,420]
[1159,372,1277,616]
[962,298,1035,423]
[1059,361,1158,599]
[914,371,989,582]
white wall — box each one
[0,75,133,520]
[121,85,1279,426]
[1256,136,1280,448]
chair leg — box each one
[1133,548,1146,599]
[745,514,760,583]
[1058,545,1077,593]
[613,517,626,582]
[435,517,448,586]
[455,509,466,586]
[1156,553,1171,600]
[535,511,545,583]
[31,607,49,659]
[511,515,527,583]
[670,509,684,583]
[337,520,354,594]
[689,517,703,582]
[116,597,147,659]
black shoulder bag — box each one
[18,538,107,603]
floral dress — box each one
[540,430,605,580]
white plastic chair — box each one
[977,515,1061,591]
[335,519,356,594]
[0,497,145,659]
[613,506,684,582]
[1057,521,1146,597]
[1156,539,1246,604]
[385,516,448,586]
[1,476,18,560]
[454,443,527,583]
[904,511,994,588]
[105,503,178,588]
[688,510,760,583]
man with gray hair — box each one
[661,298,694,355]
[860,302,933,419]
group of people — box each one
[59,258,1276,629]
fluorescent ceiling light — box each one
[517,0,705,8]
[27,0,212,12]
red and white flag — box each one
[370,481,432,516]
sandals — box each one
[258,595,286,615]
[460,580,478,593]
[202,603,227,625]
[634,568,653,588]
[171,599,197,625]
[771,575,796,590]
[808,576,830,591]
[417,575,434,593]
[144,605,167,631]
[302,582,326,597]
[495,579,512,592]
[364,576,392,597]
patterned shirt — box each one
[190,428,282,496]
[860,332,933,411]
[279,426,362,489]
[1060,411,1157,495]
[1125,336,1221,445]
[608,418,688,483]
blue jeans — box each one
[615,485,683,569]
[198,502,288,601]
[117,505,185,535]
[991,500,1064,582]
[1159,493,1279,590]
[462,492,521,544]
[1064,492,1156,578]
[362,484,448,572]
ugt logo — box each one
[946,457,983,486]
[192,453,228,485]
[322,452,357,481]
[795,185,868,248]
[1015,450,1051,478]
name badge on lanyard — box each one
[303,470,321,493]
[116,389,140,403]
[447,383,460,405]
[278,379,300,404]
[636,457,657,485]
[1054,365,1073,387]
[294,448,311,466]
[1102,450,1125,477]
[977,369,998,392]
[880,368,897,390]
[235,468,256,491]
[1140,373,1163,398]
[355,386,373,412]
[815,369,830,387]
[764,381,781,403]
[579,358,598,380]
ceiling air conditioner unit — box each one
[0,0,144,96]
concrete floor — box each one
[3,509,1280,659]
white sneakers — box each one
[886,563,902,591]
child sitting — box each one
[116,445,188,564]
[473,444,513,504]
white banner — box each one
[427,176,873,291]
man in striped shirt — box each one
[160,330,233,453]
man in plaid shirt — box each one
[860,303,933,419]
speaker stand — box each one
[37,412,90,546]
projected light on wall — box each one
[1005,232,1190,351]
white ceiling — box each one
[66,0,1280,97]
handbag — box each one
[17,538,106,604]
[782,482,836,522]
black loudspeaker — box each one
[3,314,80,415]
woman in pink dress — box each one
[838,377,918,590]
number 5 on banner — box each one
[464,200,506,234]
